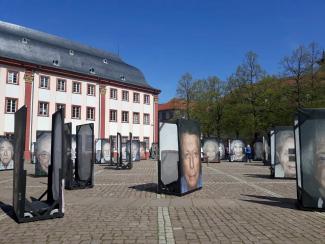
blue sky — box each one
[1,0,325,103]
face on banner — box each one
[131,141,140,161]
[230,140,245,161]
[140,143,146,159]
[102,141,110,162]
[36,132,51,175]
[179,120,202,193]
[219,142,225,159]
[203,139,218,162]
[0,138,14,170]
[276,130,295,178]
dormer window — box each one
[89,68,95,74]
[120,75,126,81]
[103,58,108,64]
[22,37,28,44]
[69,50,74,56]
[53,60,59,66]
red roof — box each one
[158,98,186,111]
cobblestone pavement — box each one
[0,160,325,244]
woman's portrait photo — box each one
[230,140,245,162]
[202,139,219,162]
[275,130,296,178]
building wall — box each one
[0,64,156,153]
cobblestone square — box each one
[1,160,325,244]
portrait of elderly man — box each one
[275,130,296,178]
[131,141,140,161]
[202,139,219,162]
[253,141,263,161]
[230,140,245,162]
[36,132,51,176]
[179,120,202,193]
[0,138,14,170]
[101,140,111,163]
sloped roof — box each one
[0,21,157,91]
[158,98,186,111]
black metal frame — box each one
[13,107,64,223]
[117,132,132,169]
[65,123,94,190]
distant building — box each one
[158,98,186,122]
[0,21,160,161]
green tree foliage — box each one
[175,43,325,142]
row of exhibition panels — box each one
[0,131,155,176]
[6,106,159,223]
[160,108,325,211]
[3,107,325,224]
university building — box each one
[0,21,160,161]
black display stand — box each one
[13,107,64,223]
[65,123,94,190]
[117,132,132,169]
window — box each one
[5,98,18,113]
[57,79,66,91]
[122,90,129,101]
[40,76,50,89]
[4,132,14,140]
[56,103,66,117]
[144,137,150,150]
[143,113,150,125]
[87,84,95,96]
[122,136,128,143]
[7,71,19,84]
[133,112,140,124]
[121,111,129,123]
[86,107,95,120]
[38,102,49,116]
[110,88,117,99]
[72,105,81,119]
[72,82,81,94]
[144,94,150,104]
[109,109,117,122]
[133,136,139,141]
[133,92,140,103]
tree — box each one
[281,45,310,107]
[176,73,193,119]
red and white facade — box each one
[0,59,160,161]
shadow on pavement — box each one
[244,174,272,179]
[241,194,297,210]
[129,183,158,193]
[0,201,17,222]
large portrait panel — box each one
[202,138,219,162]
[229,140,245,162]
[131,140,140,162]
[140,142,146,160]
[275,128,295,178]
[101,139,111,163]
[178,119,202,194]
[296,109,325,209]
[0,136,14,171]
[35,131,51,176]
[219,142,225,160]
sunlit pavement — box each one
[0,160,324,244]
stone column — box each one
[23,70,34,162]
[99,85,107,138]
